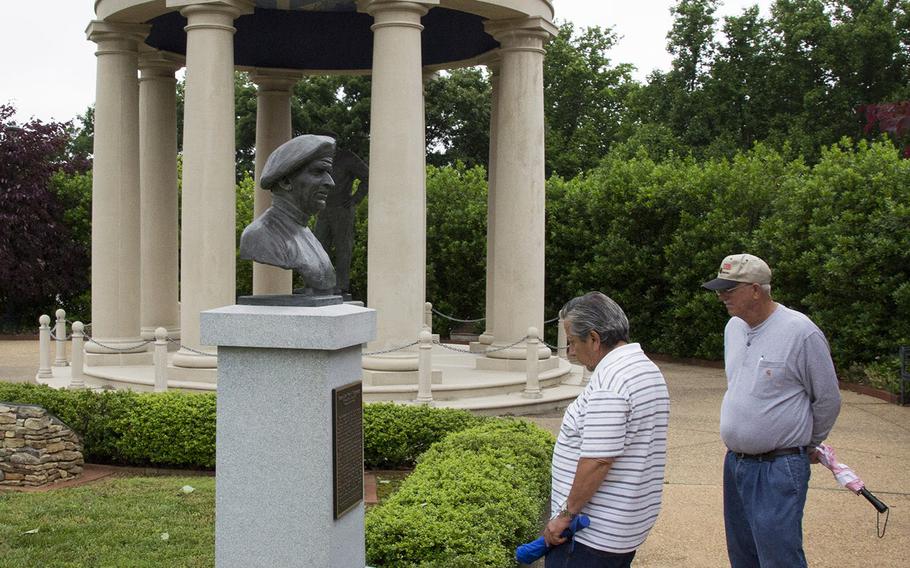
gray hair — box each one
[759,284,772,296]
[559,292,630,349]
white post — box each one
[416,330,434,405]
[69,322,86,389]
[523,326,542,399]
[38,315,53,379]
[557,316,567,360]
[54,309,68,366]
[423,302,432,332]
[154,327,168,392]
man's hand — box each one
[809,447,820,464]
[543,514,571,547]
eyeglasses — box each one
[715,283,752,297]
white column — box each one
[483,18,556,361]
[360,0,436,373]
[173,0,253,368]
[479,57,501,346]
[139,49,182,341]
[250,70,297,295]
[85,21,150,355]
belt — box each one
[731,447,804,461]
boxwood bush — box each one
[0,385,488,470]
[363,402,483,468]
[365,419,555,568]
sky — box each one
[1,0,772,124]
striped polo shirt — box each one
[551,342,670,553]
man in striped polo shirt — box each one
[544,292,670,567]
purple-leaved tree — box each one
[0,103,89,331]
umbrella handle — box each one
[860,488,889,514]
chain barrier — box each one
[430,307,485,324]
[432,335,530,355]
[49,331,73,341]
[362,341,420,357]
[164,337,216,357]
[428,305,559,326]
[542,340,567,351]
[82,333,155,353]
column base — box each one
[482,344,552,361]
[84,337,150,355]
[141,325,180,341]
[361,353,418,372]
[363,368,442,386]
[172,347,218,369]
[476,353,558,372]
[85,351,155,367]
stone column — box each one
[481,18,556,366]
[359,0,435,376]
[477,57,501,348]
[85,21,150,357]
[173,0,254,369]
[139,49,182,341]
[250,71,298,296]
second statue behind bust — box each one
[240,135,337,294]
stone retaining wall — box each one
[0,403,84,487]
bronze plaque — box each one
[332,381,363,519]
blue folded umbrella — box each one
[515,514,590,565]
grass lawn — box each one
[0,477,216,568]
[0,471,412,567]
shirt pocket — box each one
[750,360,789,399]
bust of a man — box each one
[239,135,337,294]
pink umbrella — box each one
[815,443,890,537]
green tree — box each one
[544,23,636,177]
[425,68,491,168]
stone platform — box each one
[35,342,585,416]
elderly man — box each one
[240,134,337,294]
[702,253,841,568]
[545,292,670,567]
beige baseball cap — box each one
[701,254,771,290]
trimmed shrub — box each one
[0,383,214,467]
[365,419,554,568]
[0,386,487,469]
[363,402,483,468]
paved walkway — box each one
[526,360,909,568]
[2,341,907,566]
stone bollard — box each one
[38,315,53,379]
[154,327,168,392]
[423,301,432,332]
[523,327,542,399]
[68,322,86,389]
[416,330,434,405]
[557,316,567,360]
[54,309,69,367]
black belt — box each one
[731,447,804,461]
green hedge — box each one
[545,139,910,385]
[365,419,554,568]
[0,385,485,470]
[0,384,217,468]
[363,402,483,468]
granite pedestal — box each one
[201,303,375,568]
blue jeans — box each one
[545,540,636,568]
[723,450,810,568]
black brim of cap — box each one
[701,278,740,291]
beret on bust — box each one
[260,134,336,190]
